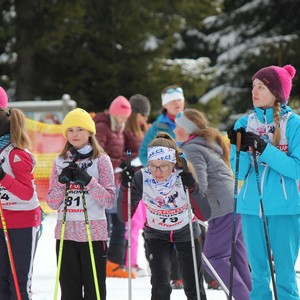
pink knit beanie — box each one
[252,64,296,104]
[0,86,8,108]
[109,96,132,116]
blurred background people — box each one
[123,94,151,276]
[93,96,134,278]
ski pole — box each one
[54,182,70,300]
[229,130,242,300]
[0,157,21,300]
[252,147,278,300]
[126,150,132,300]
[80,182,101,300]
[198,220,235,299]
[0,201,22,300]
[181,155,201,300]
[202,253,234,299]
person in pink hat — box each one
[228,65,300,300]
[93,96,135,278]
[0,86,8,108]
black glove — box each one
[180,171,196,189]
[227,126,246,145]
[73,164,92,187]
[58,165,75,184]
[121,166,135,187]
[0,165,5,180]
[241,132,267,154]
[119,161,127,170]
[227,126,249,151]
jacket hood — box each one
[93,110,110,125]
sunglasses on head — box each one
[163,87,183,95]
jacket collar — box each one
[253,105,291,124]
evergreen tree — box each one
[200,0,300,117]
[1,0,220,113]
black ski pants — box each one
[56,239,107,300]
[146,237,207,300]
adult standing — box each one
[93,96,134,278]
[228,64,300,300]
[123,94,150,275]
[174,109,252,299]
[138,85,185,166]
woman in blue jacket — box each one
[138,85,185,167]
[228,64,300,300]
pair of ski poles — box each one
[54,165,101,300]
[0,157,22,300]
[182,156,234,300]
[228,130,278,300]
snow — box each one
[32,212,300,300]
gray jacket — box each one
[182,136,234,220]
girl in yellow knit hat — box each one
[47,108,116,300]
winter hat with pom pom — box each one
[0,86,8,108]
[252,64,296,105]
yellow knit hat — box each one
[62,108,96,137]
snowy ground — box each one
[32,213,300,300]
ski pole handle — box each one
[236,131,242,152]
[126,150,131,168]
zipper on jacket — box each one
[280,176,288,200]
[243,173,250,199]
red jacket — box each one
[0,148,41,229]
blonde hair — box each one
[272,102,281,146]
[0,108,31,149]
[183,109,230,166]
[148,132,197,180]
[59,135,105,159]
[125,112,147,139]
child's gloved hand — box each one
[58,165,75,184]
[180,171,196,189]
[121,166,135,187]
[241,132,267,154]
[227,127,249,151]
[72,164,92,187]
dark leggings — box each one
[56,239,107,300]
[146,238,207,300]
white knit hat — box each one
[161,86,185,106]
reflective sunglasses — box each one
[163,87,183,95]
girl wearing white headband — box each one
[118,132,211,300]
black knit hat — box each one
[129,94,151,116]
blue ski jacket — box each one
[230,105,300,216]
